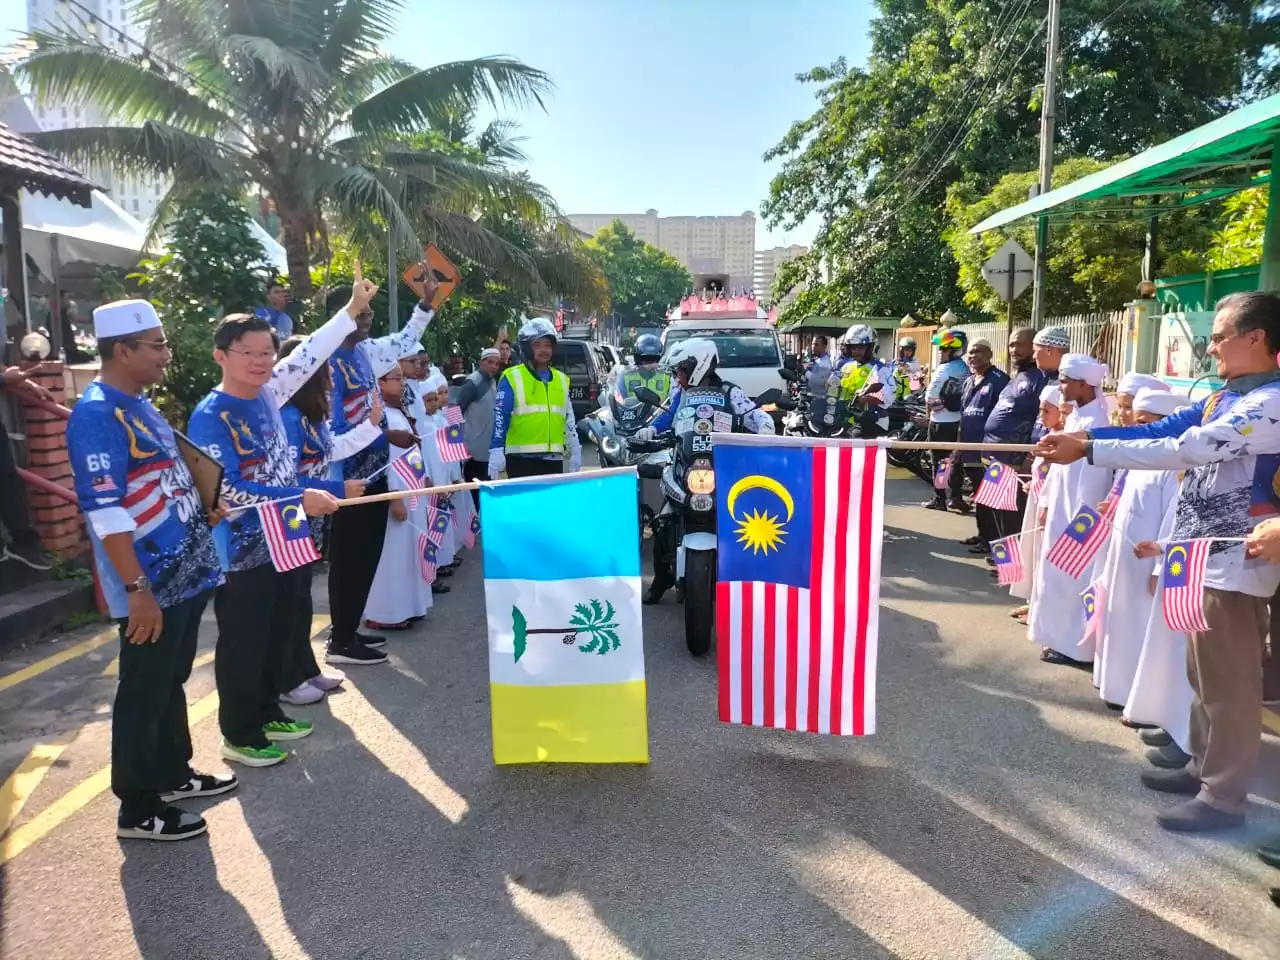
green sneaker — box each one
[220,741,287,767]
[263,719,313,742]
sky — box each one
[1,0,875,248]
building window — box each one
[132,198,139,211]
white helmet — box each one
[898,336,917,350]
[663,337,718,387]
[518,316,558,345]
[842,324,875,346]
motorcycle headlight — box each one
[686,468,715,495]
[690,493,714,512]
[601,437,621,456]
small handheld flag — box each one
[444,404,464,426]
[974,460,1019,511]
[990,535,1023,586]
[1029,459,1050,500]
[417,532,438,583]
[426,504,450,546]
[1162,539,1210,632]
[1081,578,1108,647]
[391,447,428,510]
[1046,505,1111,578]
[463,512,479,549]
[436,421,469,463]
[1098,471,1127,522]
[933,455,953,492]
[258,500,321,572]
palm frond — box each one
[475,119,529,165]
[321,0,402,74]
[350,57,551,137]
[326,164,418,253]
[221,35,331,95]
[29,124,246,188]
[315,55,417,130]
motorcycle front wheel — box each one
[683,549,715,657]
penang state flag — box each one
[715,435,886,736]
[436,421,469,463]
[258,500,321,572]
[1162,539,1210,632]
[480,471,647,764]
[974,460,1019,511]
[1046,505,1111,578]
[990,535,1023,586]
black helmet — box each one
[634,334,662,363]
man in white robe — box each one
[1094,387,1184,707]
[1027,354,1114,665]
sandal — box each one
[1009,605,1029,619]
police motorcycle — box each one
[630,339,791,657]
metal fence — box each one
[961,311,1127,389]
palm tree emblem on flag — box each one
[510,600,621,663]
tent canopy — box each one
[970,91,1280,233]
[779,315,900,334]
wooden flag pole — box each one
[334,465,638,508]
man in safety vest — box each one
[614,334,671,403]
[891,336,922,402]
[487,317,583,479]
[832,323,889,435]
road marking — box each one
[0,734,76,837]
[0,627,117,694]
[100,657,117,677]
[1263,707,1280,737]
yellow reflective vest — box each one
[501,364,570,454]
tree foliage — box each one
[582,221,690,327]
[131,191,276,424]
[764,0,1279,325]
[1207,187,1268,271]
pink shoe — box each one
[308,672,345,692]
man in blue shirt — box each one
[67,299,231,842]
[254,283,293,340]
[959,338,1009,550]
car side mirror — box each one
[634,386,663,406]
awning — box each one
[970,91,1280,233]
[779,315,900,334]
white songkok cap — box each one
[424,371,447,392]
[1134,387,1188,416]
[93,299,160,339]
[1116,372,1167,396]
[1058,353,1108,386]
[1033,326,1070,349]
[479,347,501,361]
[1039,383,1063,408]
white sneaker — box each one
[280,681,325,705]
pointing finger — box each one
[354,260,363,285]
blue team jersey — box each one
[188,388,306,572]
[67,381,223,617]
[329,345,387,480]
[280,404,344,550]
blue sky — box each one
[2,0,875,246]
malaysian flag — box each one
[1081,577,1107,647]
[444,405,464,426]
[436,421,469,463]
[1045,505,1111,578]
[932,455,953,492]
[974,460,1019,511]
[715,436,886,736]
[426,504,450,546]
[1029,459,1050,500]
[1161,539,1210,632]
[391,447,428,510]
[463,512,480,549]
[990,535,1023,586]
[417,532,438,583]
[258,500,321,572]
[1098,471,1127,522]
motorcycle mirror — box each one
[754,388,783,406]
[633,386,663,406]
[779,367,803,382]
[783,353,801,372]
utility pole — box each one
[387,225,398,332]
[1030,0,1061,325]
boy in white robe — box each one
[1094,387,1183,707]
[1011,385,1070,616]
[1027,354,1115,666]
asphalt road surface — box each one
[2,470,1279,960]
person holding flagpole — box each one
[1039,291,1280,833]
[68,300,231,841]
[187,277,378,767]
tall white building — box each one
[568,209,757,294]
[754,244,808,300]
[26,0,166,222]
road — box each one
[2,470,1279,960]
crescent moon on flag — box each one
[1166,544,1188,568]
[1075,510,1097,532]
[727,475,794,522]
[282,504,305,529]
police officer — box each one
[616,334,671,403]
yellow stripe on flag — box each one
[490,681,649,764]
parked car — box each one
[553,338,610,420]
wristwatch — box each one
[124,574,151,594]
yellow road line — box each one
[100,656,118,678]
[0,627,117,694]
[103,648,217,679]
[1263,707,1280,737]
[0,734,75,836]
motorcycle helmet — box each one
[932,327,968,353]
[898,336,917,352]
[516,316,558,363]
[842,324,876,346]
[634,334,663,364]
[663,337,718,387]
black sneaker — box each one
[356,632,387,648]
[3,542,53,571]
[160,772,238,803]
[117,805,207,841]
[325,642,388,665]
[437,566,455,578]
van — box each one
[661,317,787,402]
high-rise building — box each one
[568,209,757,294]
[754,244,808,300]
[26,0,166,222]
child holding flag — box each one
[1007,384,1070,618]
[187,276,378,767]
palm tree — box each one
[18,0,570,298]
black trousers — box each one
[986,483,1028,544]
[214,564,299,748]
[327,477,389,648]
[112,589,212,824]
[928,420,963,503]
[281,562,322,693]
[463,458,487,510]
[966,465,998,543]
[506,456,564,478]
[0,417,39,548]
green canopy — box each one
[779,315,900,334]
[970,92,1280,233]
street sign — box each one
[982,238,1034,303]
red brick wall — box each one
[20,363,87,559]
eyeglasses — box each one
[226,348,277,362]
[134,338,170,350]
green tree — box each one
[130,190,276,424]
[764,1,1278,320]
[583,221,690,327]
[1207,187,1268,271]
[19,0,560,297]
